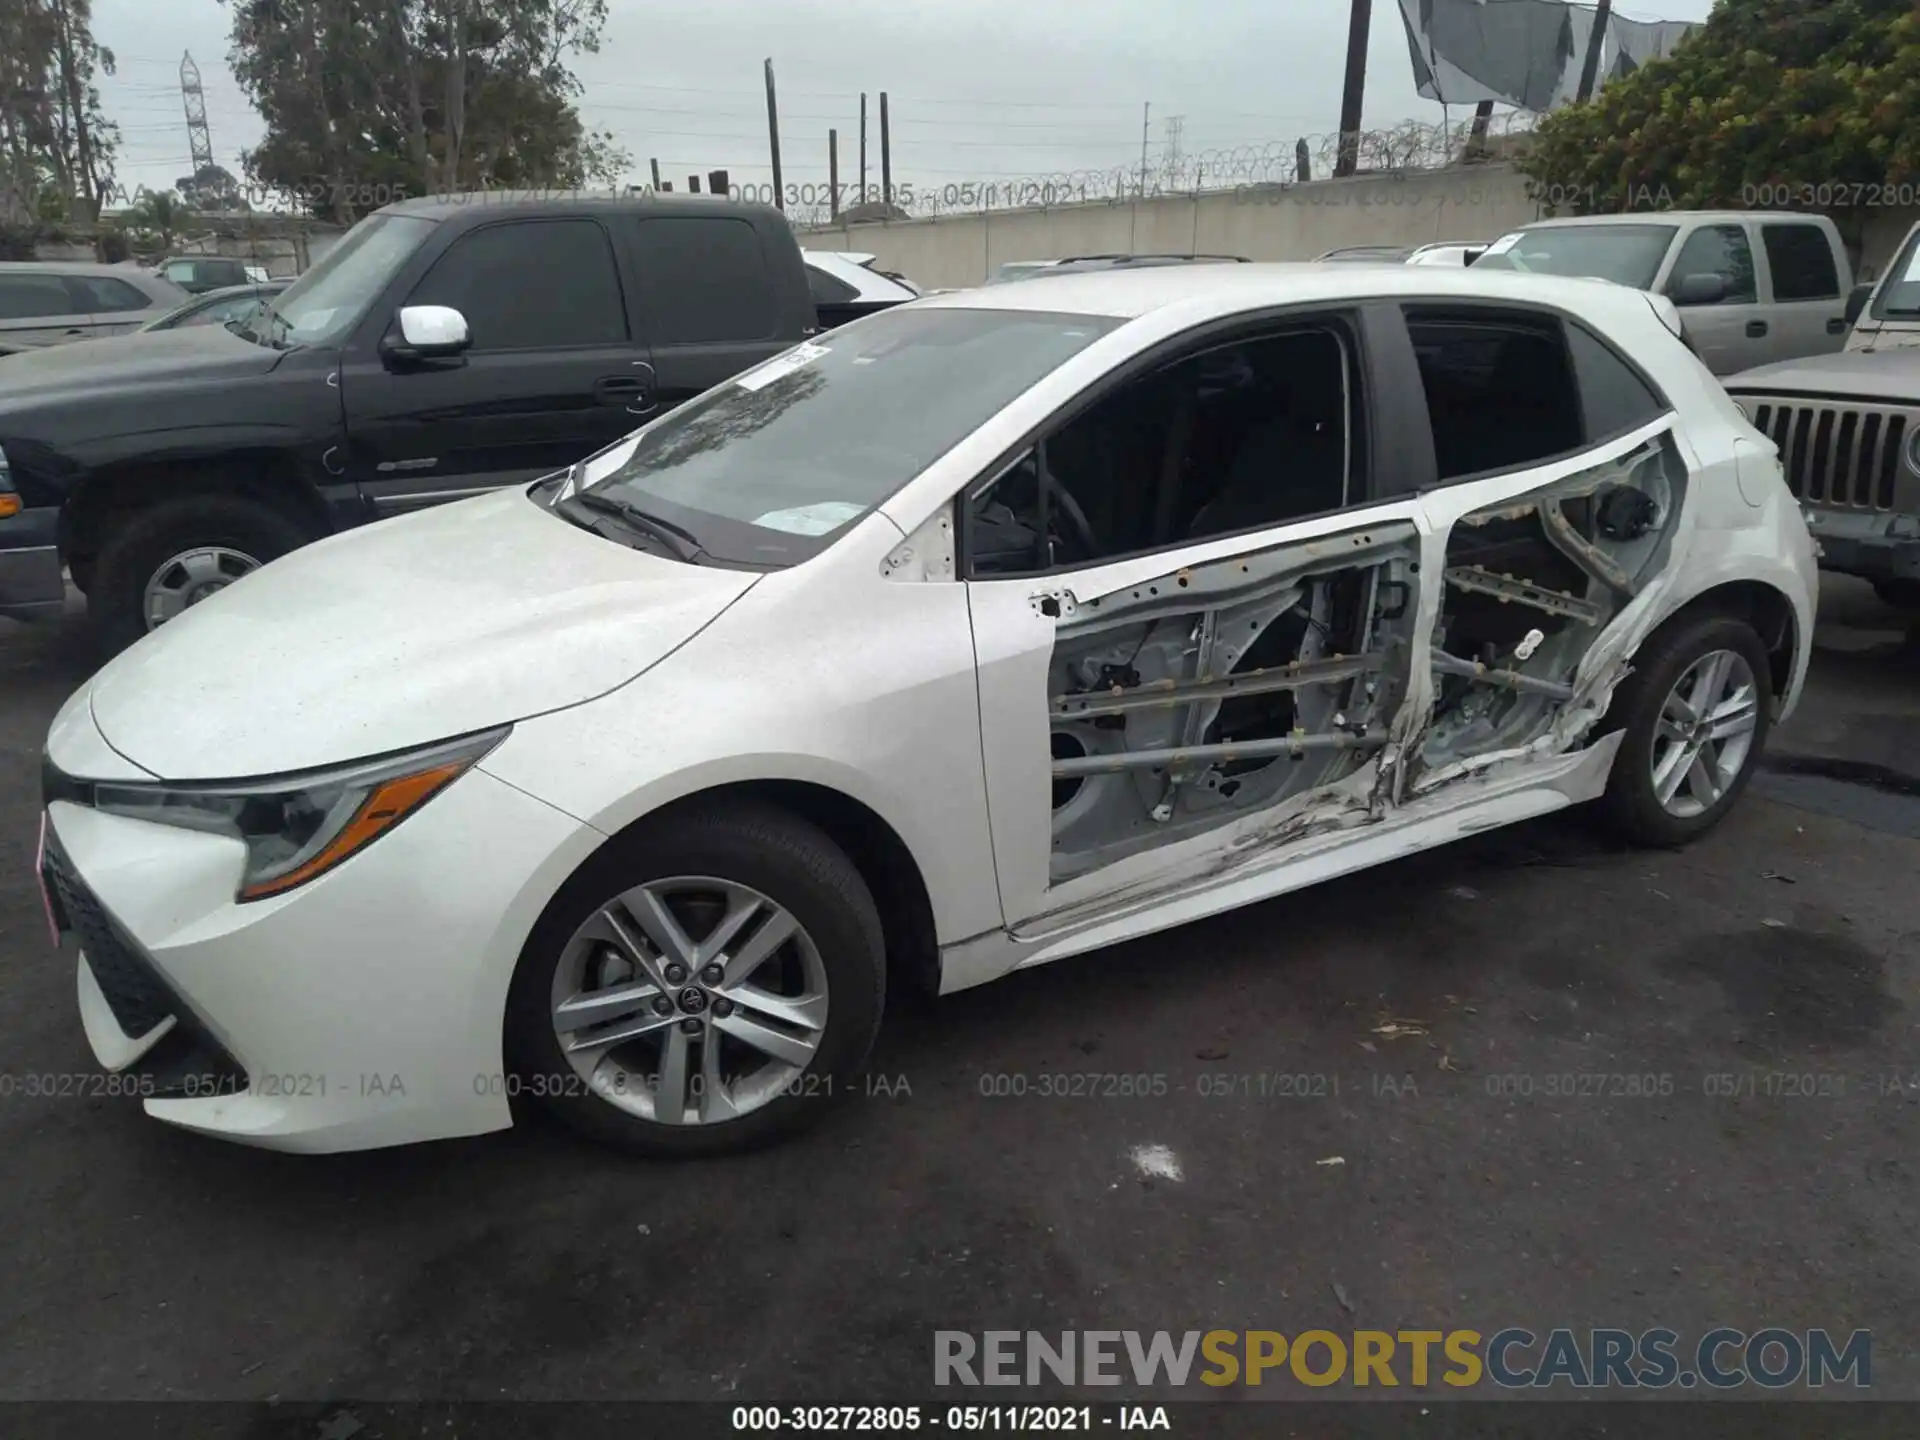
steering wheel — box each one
[1043,472,1102,561]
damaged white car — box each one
[38,265,1816,1156]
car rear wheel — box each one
[1594,612,1773,847]
[505,801,886,1156]
[91,493,313,654]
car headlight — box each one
[90,727,509,902]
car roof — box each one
[0,260,167,276]
[377,190,782,222]
[915,261,1668,325]
[1513,211,1829,229]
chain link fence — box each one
[786,110,1538,228]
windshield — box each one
[250,213,435,348]
[1473,224,1677,289]
[577,305,1123,567]
[1871,227,1920,320]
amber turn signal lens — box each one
[238,760,468,900]
[0,494,20,519]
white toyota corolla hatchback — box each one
[37,265,1816,1156]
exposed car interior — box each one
[968,327,1354,572]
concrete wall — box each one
[803,165,1544,289]
[802,161,1920,291]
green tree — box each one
[1518,0,1920,228]
[0,0,119,224]
[225,0,632,225]
[127,186,192,250]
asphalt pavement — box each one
[1,578,1917,1430]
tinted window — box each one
[1668,224,1757,304]
[1567,324,1669,441]
[1405,310,1585,481]
[1762,224,1840,301]
[66,275,154,314]
[631,217,778,343]
[806,264,859,305]
[582,307,1121,567]
[409,219,628,351]
[0,275,75,320]
[1473,225,1676,289]
[267,212,435,347]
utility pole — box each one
[1334,0,1373,177]
[1575,0,1614,103]
[829,129,840,220]
[765,58,784,211]
[859,94,868,205]
[1466,99,1495,161]
[880,92,892,206]
[649,157,662,191]
[1138,102,1151,197]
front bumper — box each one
[39,754,602,1153]
[1804,508,1920,585]
[0,506,64,621]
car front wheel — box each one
[505,801,886,1156]
[1595,611,1773,846]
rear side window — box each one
[1762,224,1841,301]
[1566,323,1669,442]
[408,219,629,351]
[0,274,76,319]
[66,275,154,314]
[1669,224,1757,304]
[1403,309,1585,481]
[806,264,859,305]
[631,217,779,344]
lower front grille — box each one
[39,829,176,1037]
[1740,397,1918,513]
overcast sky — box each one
[95,0,1717,208]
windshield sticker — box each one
[1483,232,1522,256]
[737,341,831,392]
[752,501,867,535]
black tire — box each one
[1873,578,1920,612]
[1593,610,1773,847]
[504,801,886,1157]
[90,493,314,655]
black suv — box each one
[0,192,834,650]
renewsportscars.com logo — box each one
[934,1328,1872,1391]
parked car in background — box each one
[35,263,1814,1156]
[1844,218,1920,354]
[137,279,292,333]
[1317,245,1417,263]
[1405,242,1488,267]
[154,256,264,294]
[1471,212,1853,375]
[0,264,187,355]
[1723,348,1920,608]
[0,192,828,650]
[801,250,919,328]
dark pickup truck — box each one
[0,191,880,650]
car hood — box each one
[1722,348,1920,401]
[86,486,761,780]
[0,324,283,402]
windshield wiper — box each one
[565,489,707,562]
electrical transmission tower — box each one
[1161,114,1185,185]
[180,52,215,178]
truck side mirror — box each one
[381,304,471,366]
[1670,272,1729,307]
[1845,281,1876,327]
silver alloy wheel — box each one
[549,876,829,1125]
[1650,648,1760,818]
[143,546,262,629]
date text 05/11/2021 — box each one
[729,1406,1171,1432]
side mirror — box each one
[1845,281,1876,327]
[1671,272,1729,307]
[381,304,471,365]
